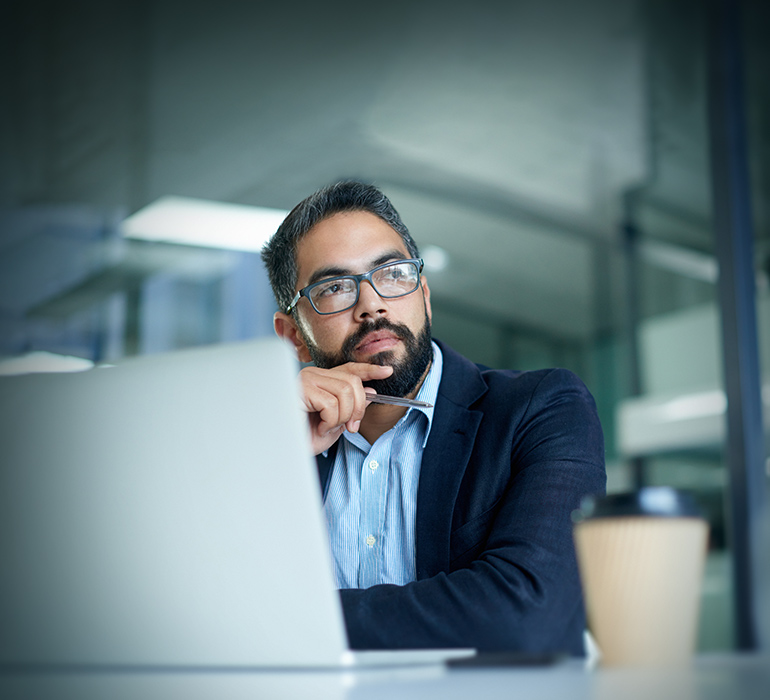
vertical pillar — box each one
[621,194,646,490]
[707,0,765,651]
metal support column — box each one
[707,0,765,651]
[621,194,646,490]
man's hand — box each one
[299,363,393,454]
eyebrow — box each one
[306,249,408,286]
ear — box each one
[273,311,313,363]
[420,276,432,323]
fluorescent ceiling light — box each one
[422,244,450,272]
[121,196,289,253]
[639,240,718,283]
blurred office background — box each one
[1,0,768,653]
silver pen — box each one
[366,394,433,408]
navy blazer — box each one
[316,340,606,654]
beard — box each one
[302,313,433,398]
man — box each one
[261,181,606,654]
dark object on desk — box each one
[447,651,567,668]
[574,487,703,521]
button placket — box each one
[358,445,389,588]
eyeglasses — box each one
[286,258,424,315]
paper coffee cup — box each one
[573,487,709,667]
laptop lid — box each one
[0,338,351,667]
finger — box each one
[300,380,344,433]
[329,378,356,432]
[345,386,366,434]
[300,366,374,417]
[344,381,374,433]
[300,363,391,391]
[299,372,349,412]
[313,398,341,437]
[309,423,344,456]
[336,362,394,380]
[305,381,358,435]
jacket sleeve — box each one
[338,368,606,654]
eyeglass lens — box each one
[309,261,420,314]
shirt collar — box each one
[412,341,442,447]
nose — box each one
[353,279,387,321]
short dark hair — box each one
[261,181,420,313]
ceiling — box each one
[1,0,768,349]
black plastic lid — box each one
[574,487,704,521]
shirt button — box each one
[368,459,379,471]
[365,535,376,547]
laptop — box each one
[0,337,473,669]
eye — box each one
[315,278,353,298]
[386,267,405,279]
[381,264,408,280]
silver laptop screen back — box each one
[0,338,348,667]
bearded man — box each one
[261,181,605,655]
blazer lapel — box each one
[415,341,487,579]
[315,442,338,501]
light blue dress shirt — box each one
[323,342,443,589]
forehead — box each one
[294,211,410,286]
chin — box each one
[365,349,399,366]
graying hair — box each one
[261,181,420,313]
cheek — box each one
[403,296,430,328]
[295,312,320,347]
[301,314,349,350]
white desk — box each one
[1,654,767,700]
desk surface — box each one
[1,654,768,700]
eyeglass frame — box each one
[285,258,425,315]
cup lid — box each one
[574,487,703,521]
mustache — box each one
[340,317,412,359]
